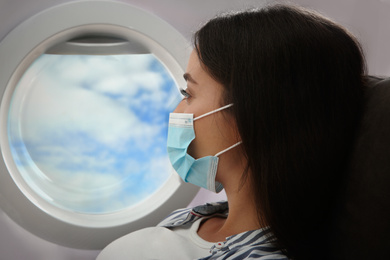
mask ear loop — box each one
[192,102,240,156]
[193,103,234,121]
[215,141,242,157]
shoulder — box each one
[237,230,285,258]
[214,244,288,260]
[157,201,229,228]
[157,207,193,227]
[235,244,288,259]
[206,229,289,260]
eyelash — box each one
[180,88,191,99]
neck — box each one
[197,151,261,241]
[220,172,261,236]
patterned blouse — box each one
[158,201,288,260]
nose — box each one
[173,99,187,113]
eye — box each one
[180,88,191,99]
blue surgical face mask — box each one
[167,103,241,193]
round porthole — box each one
[0,1,198,249]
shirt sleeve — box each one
[156,207,192,227]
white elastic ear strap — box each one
[193,103,234,121]
[215,141,242,157]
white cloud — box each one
[7,53,180,213]
[13,57,161,151]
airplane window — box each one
[7,53,181,214]
[0,1,199,249]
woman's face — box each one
[173,50,238,160]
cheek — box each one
[187,118,209,159]
[188,116,222,159]
[186,119,202,159]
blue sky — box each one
[8,54,182,214]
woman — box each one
[98,3,366,259]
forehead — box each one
[185,50,216,86]
[186,50,202,75]
[185,50,226,107]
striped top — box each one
[158,201,288,260]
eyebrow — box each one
[183,73,198,84]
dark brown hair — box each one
[194,4,366,259]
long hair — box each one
[193,4,366,259]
